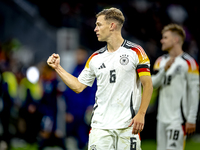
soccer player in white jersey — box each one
[47,8,153,150]
[152,24,199,150]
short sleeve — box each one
[78,67,95,87]
[78,53,97,87]
[131,45,151,77]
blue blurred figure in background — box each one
[64,47,97,149]
[38,63,66,150]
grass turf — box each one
[10,139,200,150]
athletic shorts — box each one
[157,121,186,150]
[88,127,141,150]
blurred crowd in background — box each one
[0,0,200,150]
[0,41,97,150]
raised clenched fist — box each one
[47,53,60,69]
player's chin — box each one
[97,37,102,41]
[162,48,170,52]
[161,46,167,51]
[97,37,106,42]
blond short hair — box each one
[96,7,125,27]
[162,24,186,44]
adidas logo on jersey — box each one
[170,142,176,147]
[98,63,106,69]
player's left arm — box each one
[129,75,153,134]
[185,61,199,135]
[129,45,153,134]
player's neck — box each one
[168,45,183,57]
[106,34,124,53]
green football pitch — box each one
[10,138,200,150]
[141,139,200,150]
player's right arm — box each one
[47,53,87,93]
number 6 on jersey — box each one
[110,70,116,83]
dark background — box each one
[0,0,199,149]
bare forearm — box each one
[128,76,153,134]
[47,53,86,93]
[138,76,153,115]
[55,65,86,93]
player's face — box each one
[160,31,176,52]
[94,15,111,42]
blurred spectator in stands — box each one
[166,4,188,24]
[64,47,96,149]
[17,66,43,144]
[0,70,18,149]
[38,63,66,150]
[0,38,21,149]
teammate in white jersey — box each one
[152,24,199,150]
[47,8,153,150]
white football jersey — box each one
[152,53,199,124]
[78,40,151,129]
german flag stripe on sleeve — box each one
[185,59,199,75]
[182,53,199,75]
[136,64,151,77]
[85,52,98,69]
[131,46,150,64]
[131,45,151,77]
[153,56,162,71]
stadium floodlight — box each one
[26,66,39,84]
